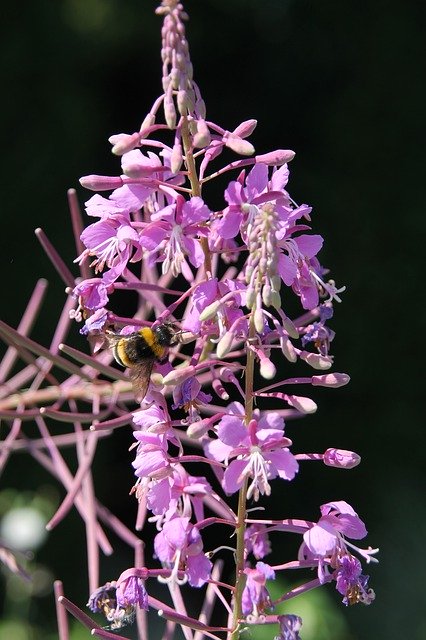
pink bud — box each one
[109,132,141,156]
[299,351,333,370]
[312,373,351,388]
[79,175,124,191]
[255,149,295,166]
[281,316,299,340]
[212,378,229,401]
[186,418,211,439]
[121,150,165,179]
[193,119,211,148]
[254,308,264,333]
[162,365,196,386]
[280,337,297,363]
[170,143,183,173]
[323,448,361,469]
[139,113,156,137]
[232,119,257,139]
[216,331,234,358]
[199,300,221,321]
[224,134,255,156]
[285,394,317,414]
[164,90,177,129]
[259,356,276,380]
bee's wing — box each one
[128,358,156,402]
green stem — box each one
[181,116,212,276]
[230,315,257,639]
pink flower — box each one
[302,501,368,559]
[242,561,275,617]
[140,195,211,277]
[116,573,148,610]
[154,516,212,587]
[205,402,298,500]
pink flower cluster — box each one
[68,1,377,637]
[0,1,378,639]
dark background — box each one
[1,1,424,639]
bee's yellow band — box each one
[138,328,166,358]
[115,340,133,367]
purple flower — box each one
[87,582,116,613]
[277,236,324,310]
[218,163,295,240]
[334,554,375,606]
[140,195,211,277]
[183,278,247,336]
[84,193,130,218]
[242,561,275,617]
[116,574,148,610]
[79,307,109,335]
[205,402,298,500]
[132,432,172,480]
[132,403,172,434]
[154,516,212,587]
[302,302,335,355]
[302,501,368,559]
[172,377,212,422]
[275,614,303,640]
[245,524,272,560]
[76,211,142,275]
[146,466,212,521]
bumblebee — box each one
[107,323,178,401]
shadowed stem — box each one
[230,315,257,638]
[181,116,212,277]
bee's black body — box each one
[107,323,177,401]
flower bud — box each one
[195,97,206,119]
[323,448,361,469]
[139,113,156,136]
[162,365,196,386]
[79,175,123,191]
[312,373,350,388]
[299,350,333,370]
[121,150,164,179]
[171,68,180,90]
[170,142,183,173]
[177,89,189,114]
[246,288,255,308]
[281,315,299,340]
[109,132,141,155]
[280,336,297,363]
[262,283,272,307]
[193,119,211,148]
[259,356,276,380]
[164,91,177,129]
[286,394,317,414]
[254,308,264,333]
[199,300,221,321]
[224,134,255,156]
[255,149,295,166]
[216,331,234,358]
[212,378,229,400]
[186,416,217,439]
[232,119,257,138]
[269,290,282,310]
